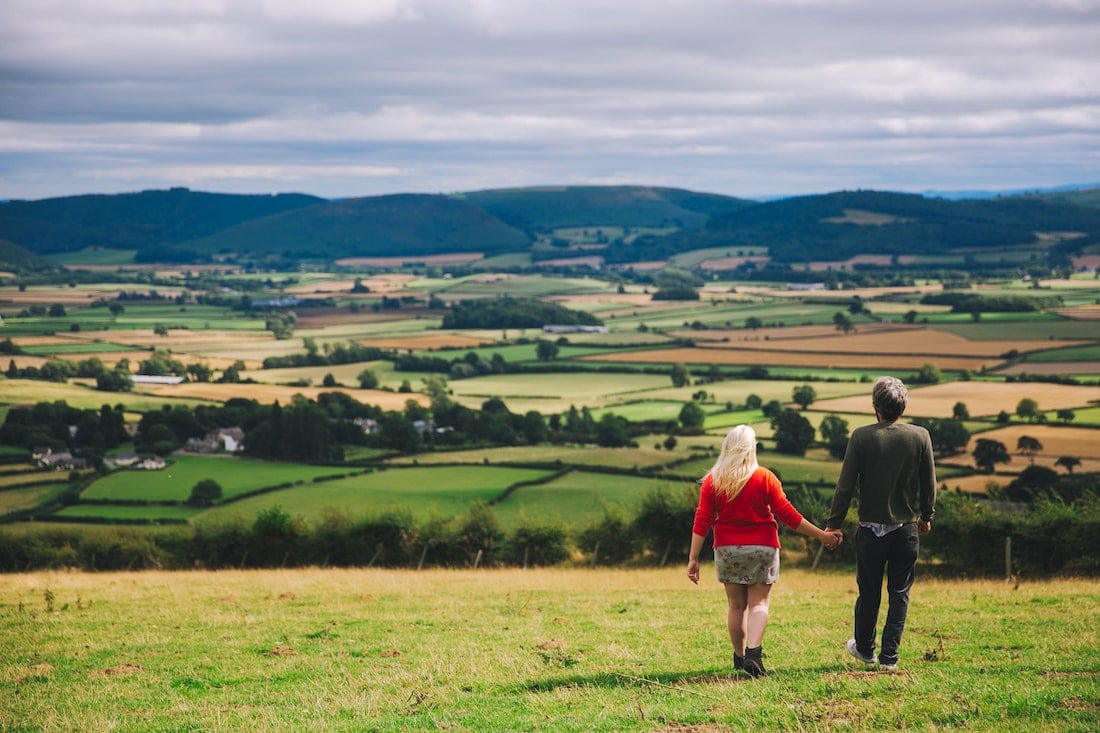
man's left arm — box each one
[918,430,937,532]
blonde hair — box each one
[706,424,759,500]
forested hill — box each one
[458,185,753,231]
[2,184,1099,267]
[186,194,532,260]
[0,188,322,257]
[602,189,1100,264]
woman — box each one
[687,424,841,677]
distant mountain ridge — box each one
[1,184,1098,271]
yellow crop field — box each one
[582,347,995,372]
[814,381,1100,419]
[134,382,429,410]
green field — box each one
[0,482,69,515]
[2,567,1095,731]
[80,455,352,503]
[492,471,695,528]
[197,465,554,526]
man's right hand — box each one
[918,519,932,535]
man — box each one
[825,376,936,672]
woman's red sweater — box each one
[692,466,803,548]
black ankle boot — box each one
[734,653,745,671]
[744,646,766,678]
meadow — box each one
[1,567,1096,732]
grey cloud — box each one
[1,0,1098,200]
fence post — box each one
[474,549,483,569]
[417,543,429,570]
[1005,536,1012,581]
[590,541,600,568]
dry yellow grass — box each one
[581,347,995,371]
[357,333,494,350]
[693,326,1078,358]
[963,424,1100,469]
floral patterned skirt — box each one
[714,544,780,585]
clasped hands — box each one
[822,528,843,550]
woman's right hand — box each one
[686,559,700,584]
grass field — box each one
[198,465,555,526]
[1,567,1095,732]
[81,455,352,503]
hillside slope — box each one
[0,188,323,258]
[459,185,753,232]
[186,194,532,259]
[605,190,1100,264]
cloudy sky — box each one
[2,0,1098,201]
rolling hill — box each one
[0,187,323,258]
[1,185,1099,267]
[185,193,532,259]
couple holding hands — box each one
[687,377,937,677]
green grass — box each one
[0,379,216,411]
[492,471,695,528]
[19,342,142,355]
[198,465,554,526]
[1022,343,1100,362]
[1,567,1095,731]
[47,247,138,265]
[53,504,200,521]
[0,482,69,515]
[80,455,351,503]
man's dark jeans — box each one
[853,523,919,665]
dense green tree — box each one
[914,363,942,384]
[357,368,379,389]
[973,438,1010,473]
[818,414,849,459]
[791,384,816,410]
[952,402,970,420]
[187,479,223,507]
[595,413,632,447]
[1016,435,1042,465]
[771,409,815,455]
[1015,398,1040,422]
[670,363,690,388]
[678,402,706,430]
[535,340,559,361]
[1054,456,1080,474]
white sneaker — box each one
[878,660,898,672]
[846,638,875,664]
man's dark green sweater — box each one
[826,420,937,528]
